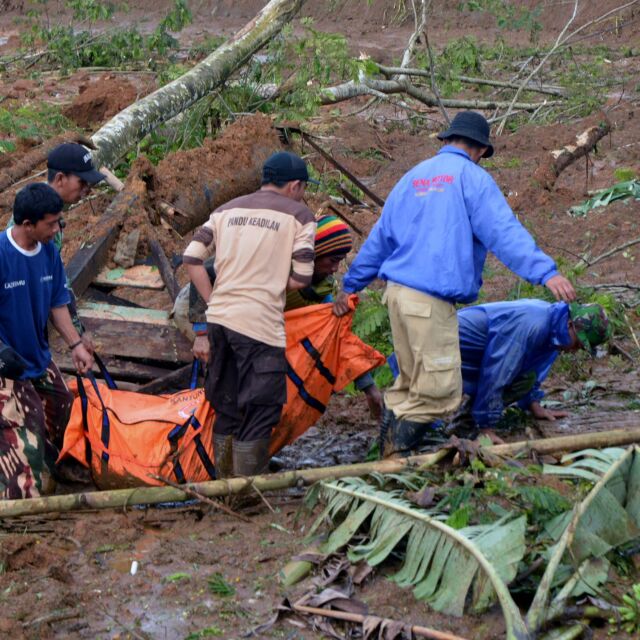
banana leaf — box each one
[528,445,640,632]
[311,477,529,640]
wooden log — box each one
[3,429,640,517]
[533,121,611,191]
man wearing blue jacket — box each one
[333,111,576,456]
[458,300,610,428]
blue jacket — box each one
[343,146,558,302]
[459,300,572,426]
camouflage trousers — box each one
[0,361,73,500]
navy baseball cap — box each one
[262,151,320,185]
[47,143,106,184]
[437,111,494,158]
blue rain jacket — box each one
[459,300,572,426]
[343,146,558,302]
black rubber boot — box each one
[213,433,234,479]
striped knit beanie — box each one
[315,215,352,258]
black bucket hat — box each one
[437,111,494,158]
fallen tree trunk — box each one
[320,78,563,111]
[90,0,305,169]
[377,64,567,96]
[3,428,640,518]
[533,120,611,190]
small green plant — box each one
[184,627,224,640]
[610,583,640,635]
[614,167,638,182]
[163,572,191,583]
[207,572,236,597]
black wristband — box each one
[69,340,83,351]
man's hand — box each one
[545,275,576,302]
[363,384,384,420]
[81,331,95,356]
[72,343,93,375]
[193,335,210,364]
[529,401,569,422]
[332,291,350,317]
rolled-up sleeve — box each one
[183,217,217,266]
[290,218,316,285]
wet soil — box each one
[1,1,640,638]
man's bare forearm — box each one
[186,263,214,302]
[50,305,82,346]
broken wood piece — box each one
[137,363,193,394]
[94,264,164,289]
[278,124,385,207]
[99,166,125,192]
[148,236,180,302]
[326,203,364,237]
[533,121,611,191]
[113,229,140,268]
[292,598,470,640]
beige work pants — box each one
[384,284,462,423]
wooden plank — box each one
[77,302,174,327]
[149,237,180,301]
[94,264,165,290]
[49,316,192,364]
[53,352,172,383]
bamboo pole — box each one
[2,429,640,518]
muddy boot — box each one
[213,434,234,479]
[379,408,398,458]
[385,417,446,458]
[233,439,271,477]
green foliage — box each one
[610,583,640,634]
[207,572,236,597]
[351,288,394,388]
[459,0,543,42]
[17,0,191,70]
[163,572,191,583]
[256,20,359,119]
[0,103,73,140]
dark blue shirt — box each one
[0,229,70,378]
[343,146,558,302]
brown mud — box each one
[1,1,640,638]
[62,74,144,129]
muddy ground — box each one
[1,1,640,638]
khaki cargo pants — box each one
[384,284,462,423]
